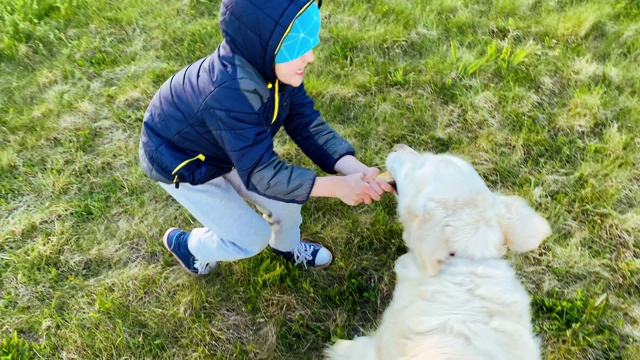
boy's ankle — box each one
[163,228,215,275]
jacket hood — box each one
[219,0,317,82]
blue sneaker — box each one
[271,241,333,268]
[163,228,215,275]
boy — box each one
[138,0,392,275]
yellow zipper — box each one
[171,153,206,184]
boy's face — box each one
[275,50,315,87]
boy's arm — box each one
[311,173,381,206]
[204,104,317,204]
[333,155,371,176]
[283,84,392,202]
[283,84,355,174]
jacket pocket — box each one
[171,154,207,186]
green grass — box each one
[1,0,639,358]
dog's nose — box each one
[392,144,410,152]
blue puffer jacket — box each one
[139,0,355,204]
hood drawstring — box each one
[267,80,280,124]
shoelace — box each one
[292,242,314,268]
[193,260,214,275]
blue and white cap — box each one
[275,2,321,64]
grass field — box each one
[1,0,639,358]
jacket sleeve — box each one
[201,93,316,204]
[283,83,355,174]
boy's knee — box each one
[268,203,302,223]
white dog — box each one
[326,145,552,360]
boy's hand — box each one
[362,167,394,196]
[333,156,394,196]
[336,173,382,206]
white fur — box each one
[326,145,552,360]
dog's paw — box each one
[325,337,376,360]
[325,339,355,359]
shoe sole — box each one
[163,227,198,276]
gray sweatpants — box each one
[159,170,302,264]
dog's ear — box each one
[497,195,552,252]
[404,212,449,276]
